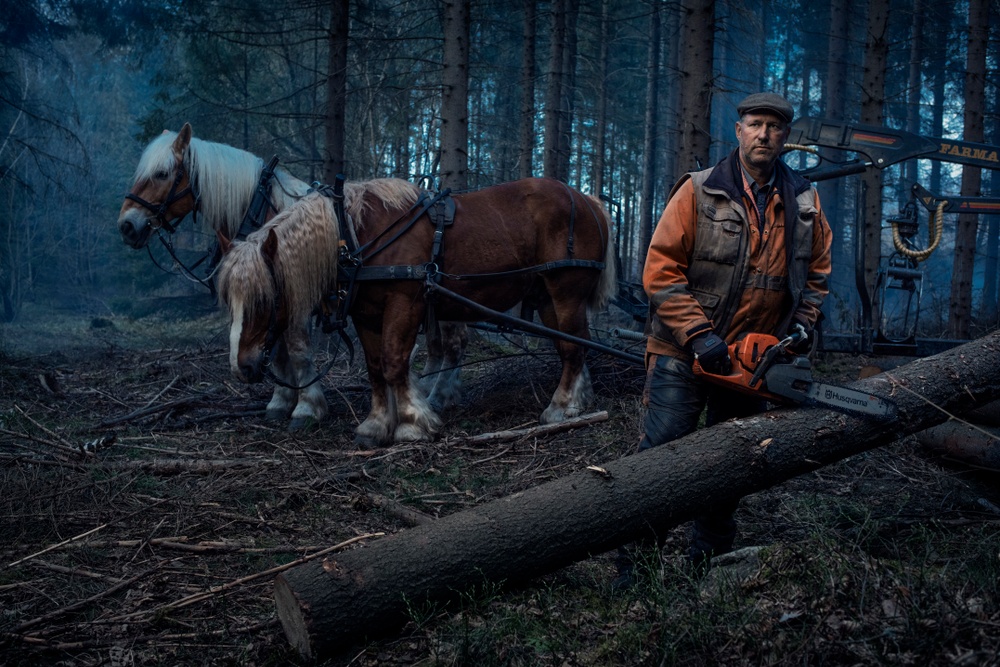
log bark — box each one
[915,421,1000,471]
[275,333,1000,661]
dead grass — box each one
[1,312,998,666]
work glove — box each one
[689,331,732,375]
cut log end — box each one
[274,573,312,660]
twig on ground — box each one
[5,524,110,570]
[142,375,180,410]
[368,493,436,526]
[93,396,227,429]
[12,563,164,633]
[103,532,385,622]
[454,410,609,445]
[30,560,124,583]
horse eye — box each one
[155,170,169,180]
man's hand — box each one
[690,332,732,375]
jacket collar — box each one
[703,149,811,202]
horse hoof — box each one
[394,423,433,443]
[266,409,290,422]
[540,407,565,424]
[428,393,460,413]
[354,432,387,447]
[288,417,320,432]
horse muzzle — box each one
[234,354,266,384]
[118,211,153,249]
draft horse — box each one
[116,125,466,428]
[216,177,616,446]
[115,124,334,428]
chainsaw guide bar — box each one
[693,332,898,420]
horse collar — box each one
[236,155,281,239]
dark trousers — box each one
[635,354,766,564]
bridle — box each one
[124,160,201,234]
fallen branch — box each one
[456,410,609,445]
[5,524,110,570]
[105,457,282,475]
[367,494,436,526]
[100,532,385,625]
[59,536,335,554]
[94,396,239,428]
[30,560,123,583]
[12,563,163,633]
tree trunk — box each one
[591,0,609,196]
[637,2,661,278]
[859,0,889,336]
[902,0,924,193]
[818,0,850,330]
[927,0,952,195]
[440,0,470,191]
[675,0,714,173]
[322,0,350,183]
[274,332,1000,661]
[556,0,578,184]
[984,108,1000,325]
[947,0,989,339]
[661,4,682,191]
[542,0,566,179]
[518,0,537,179]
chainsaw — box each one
[693,330,897,419]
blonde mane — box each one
[343,178,421,229]
[218,194,341,325]
[217,178,422,326]
[133,131,310,239]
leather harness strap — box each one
[316,180,606,335]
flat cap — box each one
[736,92,794,123]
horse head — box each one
[217,228,288,383]
[118,123,200,249]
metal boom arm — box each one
[787,117,1000,181]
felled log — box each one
[961,398,1000,426]
[274,333,1000,661]
[914,420,1000,470]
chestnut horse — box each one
[116,125,466,428]
[216,177,616,445]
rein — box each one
[257,242,350,392]
[260,174,355,391]
[314,180,607,347]
[255,178,610,390]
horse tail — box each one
[587,195,617,313]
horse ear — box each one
[173,123,193,157]
[262,228,279,263]
[216,229,232,255]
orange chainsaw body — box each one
[692,332,794,402]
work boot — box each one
[610,547,637,594]
[688,511,737,578]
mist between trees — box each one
[0,0,997,343]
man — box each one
[615,92,832,589]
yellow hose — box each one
[892,200,944,262]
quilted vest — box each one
[646,154,818,346]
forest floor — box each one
[1,304,999,666]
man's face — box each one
[735,112,790,172]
